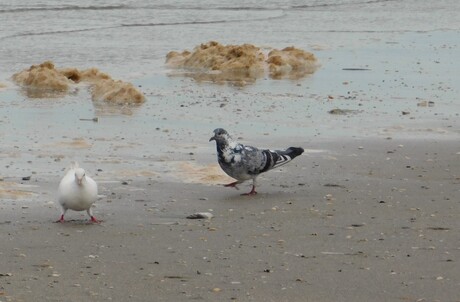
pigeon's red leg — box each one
[56,214,65,223]
[224,181,240,190]
[90,216,100,223]
[241,185,257,196]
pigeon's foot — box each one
[55,215,65,223]
[224,181,240,190]
[90,216,101,224]
[241,186,257,196]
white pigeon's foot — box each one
[55,214,65,223]
[90,216,101,224]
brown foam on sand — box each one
[166,41,318,84]
[267,46,318,79]
[0,181,34,199]
[91,79,145,105]
[176,162,234,185]
[12,61,145,104]
[12,61,72,92]
[167,41,266,85]
[167,41,265,73]
[51,138,92,149]
[79,68,111,83]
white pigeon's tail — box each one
[65,161,80,173]
[70,161,79,169]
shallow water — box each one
[1,0,460,77]
[0,0,459,186]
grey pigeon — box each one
[209,128,304,195]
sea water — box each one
[1,0,459,78]
[0,0,459,181]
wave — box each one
[0,26,119,41]
[0,0,398,14]
[0,4,128,14]
[292,0,398,9]
[0,16,283,41]
[144,0,398,11]
[122,13,285,28]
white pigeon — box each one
[209,128,304,195]
[57,162,99,223]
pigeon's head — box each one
[74,168,86,186]
[209,128,231,145]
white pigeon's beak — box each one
[76,177,83,185]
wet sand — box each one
[0,138,458,302]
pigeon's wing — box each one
[58,169,76,197]
[217,143,263,178]
[227,144,303,175]
[85,176,98,199]
[238,145,269,175]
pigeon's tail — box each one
[262,147,304,172]
[280,147,304,159]
[66,161,79,172]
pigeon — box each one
[209,128,304,195]
[57,162,99,223]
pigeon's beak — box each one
[209,136,216,142]
[76,177,83,185]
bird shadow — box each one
[53,219,103,226]
[219,190,288,202]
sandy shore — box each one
[1,17,459,301]
[1,137,458,302]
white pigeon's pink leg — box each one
[87,208,100,223]
[56,208,67,223]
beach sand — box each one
[0,138,458,301]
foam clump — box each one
[167,41,265,73]
[12,61,72,91]
[267,46,318,79]
[77,68,145,104]
[166,41,319,84]
[11,61,145,104]
[79,68,111,83]
[166,41,266,84]
[91,79,145,105]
